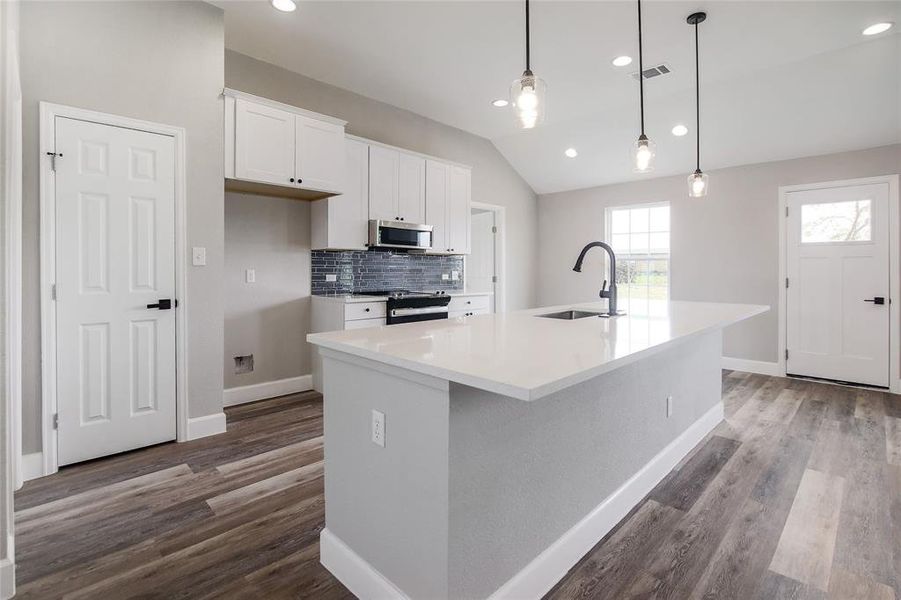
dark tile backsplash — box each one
[311,249,464,295]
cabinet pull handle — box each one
[364,307,371,312]
[289,178,295,183]
[297,178,303,184]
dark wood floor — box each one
[14,372,901,599]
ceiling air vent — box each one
[631,64,671,81]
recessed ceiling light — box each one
[612,56,633,67]
[491,99,509,108]
[564,148,578,158]
[863,22,893,36]
[671,124,688,136]
[271,0,297,12]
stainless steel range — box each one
[355,290,451,325]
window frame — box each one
[604,200,672,305]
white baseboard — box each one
[0,557,15,600]
[488,401,725,600]
[223,374,313,407]
[185,412,227,441]
[318,402,724,600]
[320,528,408,600]
[22,451,45,483]
[721,356,781,377]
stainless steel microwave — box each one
[368,220,433,251]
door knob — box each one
[147,299,172,310]
[864,297,886,305]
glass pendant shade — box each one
[510,71,546,129]
[632,135,656,172]
[687,169,709,197]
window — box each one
[606,203,670,315]
[801,199,871,243]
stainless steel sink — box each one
[537,309,606,320]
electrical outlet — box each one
[666,396,674,418]
[442,273,450,281]
[245,268,256,283]
[451,270,460,281]
[192,247,207,266]
[371,410,386,447]
[325,273,337,282]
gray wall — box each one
[224,192,311,389]
[538,145,901,363]
[223,50,538,390]
[20,1,225,453]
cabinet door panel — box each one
[234,99,295,186]
[398,153,426,223]
[425,160,449,253]
[368,145,399,222]
[447,166,472,254]
[295,116,345,194]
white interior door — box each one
[468,209,496,313]
[55,116,177,465]
[786,183,890,387]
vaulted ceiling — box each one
[216,0,901,194]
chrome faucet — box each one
[573,241,619,315]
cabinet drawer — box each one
[345,302,387,321]
[448,295,489,313]
[344,317,386,330]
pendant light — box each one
[686,12,708,197]
[631,0,656,172]
[510,0,546,129]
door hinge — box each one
[51,283,57,300]
[491,226,497,234]
[785,206,789,217]
[785,349,789,360]
[53,413,59,429]
[491,275,498,283]
[785,277,789,289]
[46,151,63,172]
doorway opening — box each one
[467,202,505,313]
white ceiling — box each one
[216,0,901,194]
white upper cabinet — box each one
[397,153,426,223]
[368,146,426,223]
[225,89,347,198]
[234,98,295,187]
[447,165,472,254]
[368,145,399,221]
[295,115,345,194]
[425,160,448,253]
[425,160,471,254]
[311,138,369,250]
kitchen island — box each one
[307,300,767,600]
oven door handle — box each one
[390,306,448,317]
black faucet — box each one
[573,242,619,315]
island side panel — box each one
[447,330,723,599]
[321,350,451,599]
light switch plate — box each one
[451,271,460,281]
[325,274,337,282]
[442,273,450,281]
[245,269,255,284]
[192,247,207,266]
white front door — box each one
[55,116,177,465]
[786,182,890,387]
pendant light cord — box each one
[525,0,531,73]
[638,0,645,135]
[694,21,700,171]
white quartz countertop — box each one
[312,291,492,304]
[307,300,768,401]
